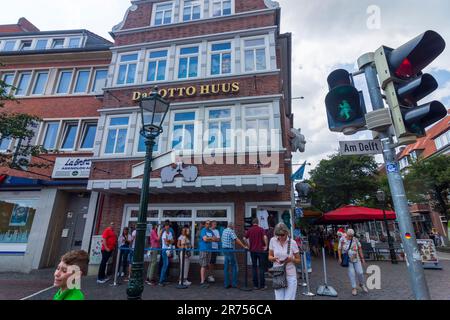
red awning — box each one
[318,205,396,224]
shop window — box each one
[60,122,79,150]
[163,210,193,218]
[210,42,232,75]
[2,40,16,51]
[196,210,227,218]
[206,108,232,149]
[15,72,32,96]
[19,40,32,51]
[0,200,37,246]
[68,37,81,48]
[79,122,97,150]
[212,0,232,17]
[171,111,196,150]
[116,53,138,85]
[91,69,108,93]
[104,117,129,154]
[42,122,60,150]
[2,73,15,95]
[73,70,90,93]
[153,2,174,26]
[183,0,201,22]
[52,39,65,49]
[177,46,199,79]
[243,37,267,72]
[32,71,49,95]
[56,70,73,94]
[35,39,48,50]
[146,50,168,82]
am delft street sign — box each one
[339,139,383,156]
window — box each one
[42,122,60,150]
[19,40,32,51]
[2,73,15,95]
[243,37,267,72]
[0,137,12,152]
[244,105,271,148]
[136,113,161,153]
[206,108,232,149]
[52,39,65,49]
[15,72,32,96]
[172,111,196,150]
[399,157,409,170]
[210,42,232,75]
[0,199,37,248]
[56,71,73,94]
[68,38,81,48]
[178,46,199,79]
[146,50,168,82]
[104,117,129,154]
[116,53,138,85]
[91,69,108,93]
[32,72,48,95]
[74,70,90,93]
[79,123,97,150]
[60,123,79,150]
[183,0,201,21]
[2,41,16,51]
[435,131,450,150]
[154,2,174,25]
[212,0,232,17]
[35,39,48,50]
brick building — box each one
[85,0,294,271]
[0,19,112,272]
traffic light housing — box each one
[325,69,367,135]
[375,30,447,145]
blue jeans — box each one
[223,251,238,288]
[250,252,266,288]
[159,249,169,283]
[348,260,365,289]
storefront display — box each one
[0,199,37,244]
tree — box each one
[309,154,379,213]
[0,64,46,171]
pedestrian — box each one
[146,223,160,286]
[208,220,221,283]
[53,250,89,300]
[159,221,174,286]
[97,222,117,283]
[268,223,301,300]
[199,220,215,288]
[118,227,132,278]
[221,221,248,289]
[124,227,137,282]
[338,229,369,296]
[244,217,268,290]
[158,219,174,281]
[177,226,192,286]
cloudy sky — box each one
[1,0,449,177]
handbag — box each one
[341,238,353,268]
[268,237,291,290]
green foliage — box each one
[309,154,379,213]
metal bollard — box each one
[299,252,307,287]
[176,248,188,289]
[111,247,122,286]
[239,249,252,291]
[302,252,315,297]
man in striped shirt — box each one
[221,222,248,289]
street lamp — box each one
[376,189,398,264]
[127,86,170,300]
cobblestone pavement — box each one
[1,254,449,300]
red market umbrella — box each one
[318,205,396,224]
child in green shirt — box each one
[53,250,89,300]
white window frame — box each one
[242,103,274,152]
[208,40,234,76]
[434,130,449,150]
[175,44,201,80]
[41,121,62,151]
[59,121,81,151]
[151,1,175,26]
[134,113,162,156]
[91,68,108,93]
[115,52,140,86]
[51,38,66,49]
[169,109,198,153]
[102,115,130,156]
[204,106,235,152]
[241,35,270,73]
[55,69,75,95]
[210,0,234,17]
[78,121,98,151]
[35,39,49,50]
[1,72,16,95]
[31,70,49,96]
[73,69,91,94]
[1,40,17,51]
[68,37,81,49]
[19,40,33,51]
[144,48,169,83]
[182,0,203,22]
[15,71,32,96]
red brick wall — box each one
[236,0,268,12]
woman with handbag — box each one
[268,223,301,300]
[177,227,192,286]
[338,229,369,296]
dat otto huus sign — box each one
[52,157,92,179]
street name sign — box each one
[339,139,383,155]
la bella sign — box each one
[132,81,240,101]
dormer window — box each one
[2,40,16,51]
[35,39,48,50]
[183,0,201,22]
[68,37,81,48]
[52,39,65,49]
[153,2,174,26]
[19,40,32,51]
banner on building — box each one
[52,157,92,179]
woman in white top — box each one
[177,227,192,286]
[268,223,301,300]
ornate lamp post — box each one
[376,189,398,264]
[127,87,170,300]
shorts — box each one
[210,252,218,264]
[199,251,212,268]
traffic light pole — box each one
[358,53,431,300]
